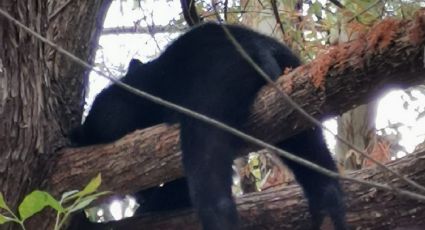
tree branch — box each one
[69,149,425,229]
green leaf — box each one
[0,214,13,224]
[67,191,110,214]
[61,190,79,202]
[312,2,322,18]
[68,197,97,213]
[0,193,8,209]
[77,174,102,197]
[18,190,63,222]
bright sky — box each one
[323,90,425,157]
[376,90,425,154]
[85,0,181,114]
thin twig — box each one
[223,0,228,22]
[270,0,285,35]
[210,0,223,22]
[329,0,345,9]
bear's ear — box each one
[127,58,144,73]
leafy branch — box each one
[0,174,107,230]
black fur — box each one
[277,128,346,229]
[135,178,191,214]
[71,22,346,230]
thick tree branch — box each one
[70,149,425,229]
[49,12,425,196]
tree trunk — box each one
[335,103,381,170]
[68,149,425,230]
[0,1,111,229]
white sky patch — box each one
[86,33,177,112]
[376,90,425,153]
[323,118,338,154]
[96,209,104,217]
[123,196,138,218]
[104,0,181,27]
[85,0,181,114]
[109,200,123,220]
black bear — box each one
[71,22,346,230]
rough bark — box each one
[70,149,425,230]
[0,1,111,229]
[52,125,184,194]
[49,11,425,195]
